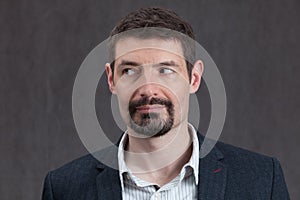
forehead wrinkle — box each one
[115,49,185,67]
[117,60,181,70]
[114,38,184,60]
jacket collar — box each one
[197,135,227,200]
[95,145,121,199]
[95,132,227,200]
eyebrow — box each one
[154,60,180,67]
[117,60,180,69]
[117,60,141,68]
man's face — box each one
[106,37,202,138]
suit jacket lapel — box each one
[94,133,227,200]
[94,145,122,200]
[96,166,122,200]
[197,136,227,200]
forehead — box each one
[115,37,185,62]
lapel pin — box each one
[213,168,222,173]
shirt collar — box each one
[118,123,199,189]
[180,123,199,184]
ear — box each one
[189,60,204,94]
[105,63,116,94]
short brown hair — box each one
[109,7,195,81]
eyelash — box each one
[121,68,137,75]
[159,68,175,74]
[121,67,176,76]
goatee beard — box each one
[128,96,174,137]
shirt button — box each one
[155,193,161,199]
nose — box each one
[134,67,160,98]
[136,83,158,98]
[135,66,165,98]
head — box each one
[105,7,203,137]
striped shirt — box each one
[118,123,199,200]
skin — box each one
[105,37,203,186]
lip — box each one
[136,104,165,113]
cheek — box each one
[167,84,190,117]
[115,90,131,119]
[115,81,136,102]
[168,82,190,102]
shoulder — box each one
[48,144,118,176]
[45,144,118,184]
[214,140,284,187]
[215,140,278,169]
[49,153,100,175]
[212,140,289,198]
[46,154,101,187]
[214,140,279,177]
[216,140,274,161]
[198,131,277,169]
[43,154,102,199]
[198,133,282,183]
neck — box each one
[124,121,193,185]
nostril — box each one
[137,84,159,97]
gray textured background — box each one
[1,0,299,199]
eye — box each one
[159,68,175,74]
[122,68,136,75]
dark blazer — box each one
[42,133,290,200]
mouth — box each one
[135,104,166,113]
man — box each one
[42,7,290,199]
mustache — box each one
[129,96,172,113]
